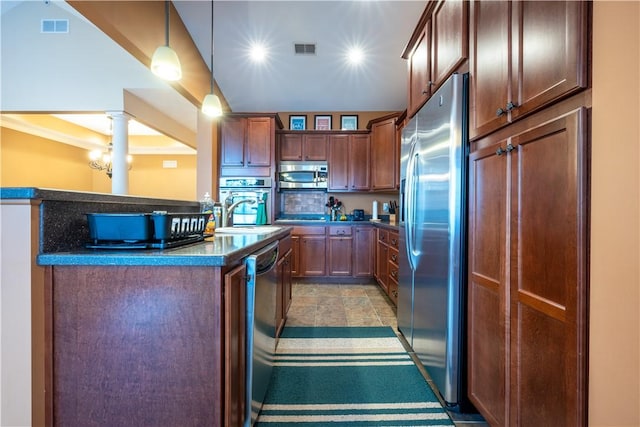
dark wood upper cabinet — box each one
[469,0,589,140]
[370,114,400,191]
[328,134,370,192]
[404,0,468,117]
[278,132,327,161]
[220,114,280,177]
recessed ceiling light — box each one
[250,43,267,62]
[347,47,364,65]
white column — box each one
[108,112,131,195]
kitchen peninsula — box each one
[1,188,292,427]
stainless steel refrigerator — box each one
[398,73,468,410]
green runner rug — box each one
[255,326,454,426]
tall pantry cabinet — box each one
[465,1,591,426]
[403,0,591,426]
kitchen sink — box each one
[214,226,283,235]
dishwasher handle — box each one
[253,241,279,275]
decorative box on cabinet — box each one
[468,0,589,140]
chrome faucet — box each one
[221,197,256,227]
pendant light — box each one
[202,0,223,117]
[151,1,182,81]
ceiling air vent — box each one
[41,19,68,33]
[294,43,316,55]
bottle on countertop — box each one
[200,192,216,234]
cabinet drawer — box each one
[388,262,399,283]
[292,226,326,235]
[378,229,389,244]
[388,247,399,265]
[329,226,352,236]
[388,231,399,249]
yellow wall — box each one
[0,127,197,201]
[590,1,640,426]
[0,127,95,191]
[277,111,399,130]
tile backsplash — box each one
[280,191,327,215]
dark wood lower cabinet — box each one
[45,264,244,427]
[468,106,589,426]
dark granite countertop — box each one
[37,226,292,267]
[0,187,198,206]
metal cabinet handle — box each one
[506,101,517,111]
[506,143,515,152]
[496,147,506,156]
[391,254,398,262]
[496,107,506,117]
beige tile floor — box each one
[286,281,398,329]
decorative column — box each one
[108,111,131,195]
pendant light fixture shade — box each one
[202,0,223,117]
[151,1,182,81]
[202,93,223,117]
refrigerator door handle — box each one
[405,143,419,272]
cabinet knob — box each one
[506,101,517,111]
[506,143,515,152]
[496,147,506,156]
[391,239,397,246]
[496,107,506,117]
[391,254,397,262]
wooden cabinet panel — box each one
[431,0,468,88]
[376,242,389,293]
[221,117,246,167]
[300,236,326,276]
[246,117,272,167]
[303,134,328,161]
[279,133,327,161]
[224,264,247,427]
[353,226,375,278]
[328,235,353,276]
[290,236,300,277]
[469,0,589,140]
[328,134,370,191]
[221,115,275,176]
[328,134,349,190]
[349,134,370,190]
[276,248,292,338]
[467,108,588,426]
[408,23,431,115]
[370,116,398,191]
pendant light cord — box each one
[210,0,215,94]
[165,0,170,47]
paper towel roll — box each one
[372,200,378,220]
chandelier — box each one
[89,143,132,178]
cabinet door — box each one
[408,21,431,115]
[349,135,370,191]
[300,236,326,276]
[371,118,397,190]
[282,250,292,314]
[353,226,375,277]
[511,1,589,121]
[224,264,247,427]
[290,236,300,277]
[328,235,353,276]
[276,255,285,338]
[508,110,588,426]
[303,134,328,161]
[468,141,508,427]
[469,0,511,140]
[280,133,303,161]
[431,0,468,88]
[246,117,272,167]
[328,134,349,191]
[221,117,246,167]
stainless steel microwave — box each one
[278,161,328,189]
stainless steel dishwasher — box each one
[244,240,279,426]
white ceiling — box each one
[175,1,425,112]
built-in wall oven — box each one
[277,161,328,189]
[219,177,272,225]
